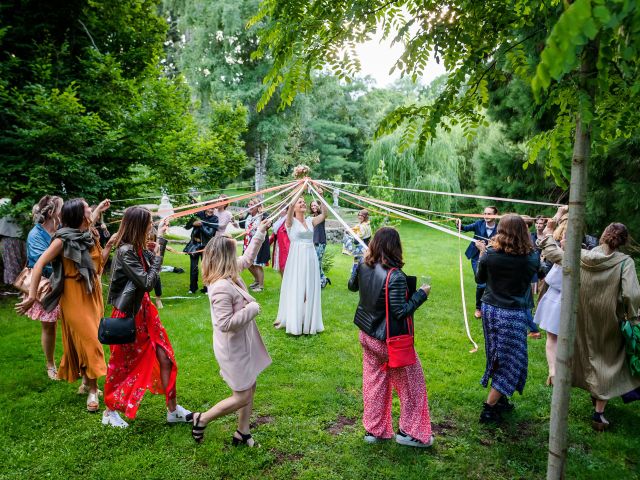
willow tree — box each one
[365,128,463,212]
[250,1,640,477]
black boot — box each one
[479,402,503,424]
[495,396,515,413]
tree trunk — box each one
[547,45,596,480]
[254,143,268,192]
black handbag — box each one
[98,316,136,344]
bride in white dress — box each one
[275,188,327,335]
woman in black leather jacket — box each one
[348,227,433,448]
[102,207,191,428]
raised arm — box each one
[90,199,111,225]
[237,220,270,271]
[286,185,305,229]
[538,235,564,265]
[15,238,63,314]
[312,199,328,227]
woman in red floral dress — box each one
[102,207,190,428]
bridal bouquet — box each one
[292,164,310,180]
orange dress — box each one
[57,242,107,382]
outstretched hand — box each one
[96,199,111,214]
[543,219,556,237]
[258,219,271,233]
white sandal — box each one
[87,392,100,412]
[46,366,59,381]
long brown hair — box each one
[114,206,152,251]
[364,227,404,268]
[202,235,239,284]
[489,214,533,255]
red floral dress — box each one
[104,252,177,419]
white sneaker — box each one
[167,404,191,423]
[102,409,129,428]
[395,429,434,448]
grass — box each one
[0,222,639,479]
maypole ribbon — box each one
[317,180,480,353]
[318,182,470,241]
[166,181,301,255]
[308,181,368,251]
[321,180,563,207]
[265,182,308,224]
[165,181,300,221]
[458,222,479,353]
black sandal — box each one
[232,430,258,447]
[187,412,206,444]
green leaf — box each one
[593,5,611,24]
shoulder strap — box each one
[384,268,396,340]
[384,268,414,338]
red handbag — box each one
[384,268,417,369]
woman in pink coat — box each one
[187,218,271,447]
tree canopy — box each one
[0,0,247,220]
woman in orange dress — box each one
[17,198,110,412]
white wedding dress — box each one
[276,217,324,335]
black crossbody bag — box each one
[98,251,138,345]
[98,312,136,345]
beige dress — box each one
[208,231,271,391]
[540,237,640,399]
[58,242,107,382]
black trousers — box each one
[154,277,162,297]
[189,253,202,292]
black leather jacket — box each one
[107,243,163,317]
[185,212,218,251]
[476,247,541,309]
[348,261,428,341]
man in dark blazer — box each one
[458,206,499,318]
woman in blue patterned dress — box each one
[475,214,540,424]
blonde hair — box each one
[33,195,63,224]
[202,235,239,285]
[553,213,568,242]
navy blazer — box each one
[461,220,498,260]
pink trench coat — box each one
[208,231,272,391]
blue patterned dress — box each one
[480,303,529,396]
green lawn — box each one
[1,222,638,479]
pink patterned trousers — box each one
[359,330,432,442]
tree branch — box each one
[78,20,101,54]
